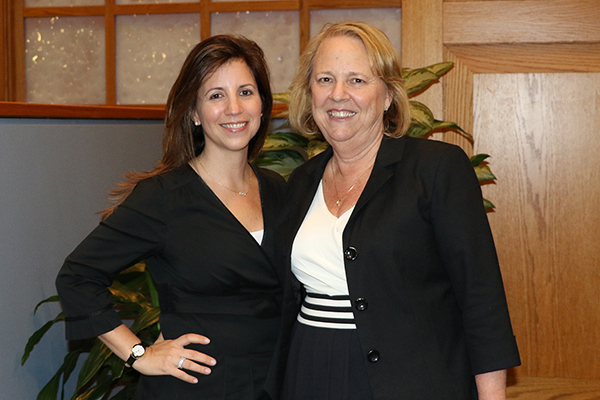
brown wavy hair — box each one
[103,34,273,218]
[289,21,410,138]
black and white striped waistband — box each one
[297,292,356,329]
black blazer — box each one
[269,136,520,399]
[57,165,287,399]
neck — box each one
[330,135,382,177]
[192,148,250,184]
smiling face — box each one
[310,35,391,147]
[191,59,263,156]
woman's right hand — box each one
[133,332,217,384]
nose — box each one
[225,95,242,115]
[330,81,349,102]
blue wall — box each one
[0,118,163,399]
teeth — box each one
[328,110,356,118]
[222,122,247,129]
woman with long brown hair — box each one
[56,35,285,399]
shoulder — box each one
[288,147,332,185]
[382,136,471,171]
[124,165,198,207]
[254,166,287,201]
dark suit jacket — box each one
[57,165,287,399]
[269,136,520,400]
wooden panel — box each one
[443,0,600,45]
[401,0,444,124]
[473,72,600,379]
[0,101,287,119]
[23,6,104,17]
[446,43,600,73]
[506,377,600,399]
[106,0,116,105]
[307,0,400,8]
[442,47,474,153]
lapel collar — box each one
[352,136,408,217]
[284,147,333,248]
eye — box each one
[351,78,365,84]
[209,92,223,100]
[239,89,254,96]
[317,77,332,83]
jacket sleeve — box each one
[56,178,167,340]
[429,145,520,374]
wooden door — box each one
[403,1,600,398]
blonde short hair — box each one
[289,21,411,138]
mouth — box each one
[220,122,248,129]
[328,110,356,118]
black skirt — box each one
[282,321,374,400]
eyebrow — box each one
[204,83,257,94]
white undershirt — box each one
[250,229,264,245]
[291,180,354,296]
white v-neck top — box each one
[291,180,354,295]
[250,229,264,245]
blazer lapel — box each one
[352,136,407,218]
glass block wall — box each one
[23,2,401,104]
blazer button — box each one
[354,298,368,311]
[367,349,380,363]
[344,247,358,260]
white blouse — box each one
[291,180,356,329]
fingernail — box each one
[193,378,198,384]
[209,359,216,366]
[205,368,212,375]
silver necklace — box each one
[198,161,249,196]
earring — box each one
[194,121,200,126]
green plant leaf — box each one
[403,69,440,97]
[104,353,125,380]
[409,101,435,127]
[474,164,496,182]
[470,153,490,167]
[76,341,112,391]
[423,61,454,78]
[108,280,149,308]
[307,139,329,159]
[406,122,433,139]
[272,92,291,104]
[145,268,159,309]
[61,351,83,398]
[22,312,65,365]
[34,295,60,313]
[431,120,473,142]
[36,367,62,400]
[483,198,496,210]
[262,131,309,151]
[74,368,115,400]
[272,109,289,119]
[129,306,161,334]
[254,149,306,178]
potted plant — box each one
[22,61,495,400]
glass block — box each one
[116,0,198,4]
[25,0,103,6]
[116,13,200,104]
[25,16,106,104]
[310,9,402,54]
[212,11,299,93]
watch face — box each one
[132,344,145,358]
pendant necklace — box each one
[198,161,249,196]
[331,162,373,207]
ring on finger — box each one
[177,356,186,370]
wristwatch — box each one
[124,343,146,368]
